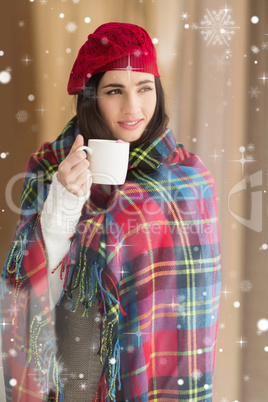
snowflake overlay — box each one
[18,20,25,28]
[247,143,255,152]
[197,8,239,46]
[240,280,253,292]
[231,146,256,173]
[15,110,29,123]
[65,22,78,33]
[248,87,261,98]
[210,54,231,72]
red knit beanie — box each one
[67,22,160,95]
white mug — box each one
[76,139,130,185]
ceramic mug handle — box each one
[75,145,93,157]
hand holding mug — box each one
[76,139,130,185]
[57,134,92,197]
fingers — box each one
[63,134,88,170]
[59,156,89,183]
[69,134,84,155]
[58,157,90,189]
[57,134,93,196]
[66,170,92,197]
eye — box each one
[140,86,153,92]
[106,89,122,95]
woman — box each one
[1,22,221,401]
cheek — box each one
[97,99,112,123]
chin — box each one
[114,130,144,143]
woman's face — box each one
[96,70,157,142]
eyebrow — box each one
[101,79,155,89]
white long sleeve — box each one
[40,173,90,309]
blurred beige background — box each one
[0,0,268,401]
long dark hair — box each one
[76,72,169,148]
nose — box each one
[122,93,141,115]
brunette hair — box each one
[76,72,169,148]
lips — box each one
[118,119,143,130]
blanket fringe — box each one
[1,227,30,298]
[27,314,63,401]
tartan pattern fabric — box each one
[1,116,221,401]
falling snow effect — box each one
[9,349,17,357]
[21,54,32,66]
[191,369,203,380]
[181,12,189,20]
[65,22,78,33]
[1,152,9,159]
[0,4,267,402]
[258,73,268,84]
[224,48,232,59]
[240,280,253,292]
[247,143,255,152]
[234,301,240,308]
[231,146,256,173]
[126,345,135,353]
[197,8,239,46]
[9,378,17,387]
[203,336,212,346]
[15,110,29,123]
[210,54,231,71]
[251,45,260,54]
[248,87,261,98]
[209,150,223,162]
[28,94,35,101]
[257,318,268,332]
[0,70,12,84]
[251,16,259,24]
[236,337,247,348]
[35,105,48,116]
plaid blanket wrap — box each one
[1,116,221,401]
